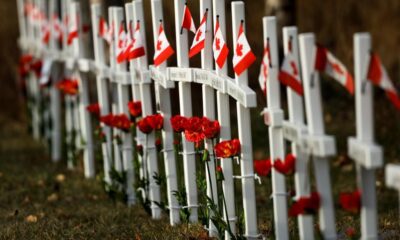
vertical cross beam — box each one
[109,7,123,173]
[212,0,236,237]
[132,0,161,218]
[299,33,337,239]
[199,0,218,236]
[282,27,314,239]
[231,2,258,238]
[125,4,146,189]
[150,0,180,225]
[112,7,136,206]
[49,0,63,163]
[91,3,113,184]
[263,16,289,240]
[352,33,378,240]
[69,2,95,178]
[174,0,198,222]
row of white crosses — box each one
[17,0,400,239]
[150,0,259,237]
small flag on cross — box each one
[153,22,175,66]
[233,21,256,76]
[189,10,208,58]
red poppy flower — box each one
[127,101,142,118]
[215,139,241,158]
[149,114,163,130]
[29,59,43,78]
[345,227,357,239]
[56,78,79,96]
[201,117,220,139]
[273,153,296,175]
[112,114,133,132]
[100,114,114,127]
[254,158,272,177]
[18,54,33,79]
[289,192,320,217]
[184,116,204,143]
[170,115,188,133]
[137,117,153,134]
[86,103,101,118]
[339,190,361,214]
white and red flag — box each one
[52,14,64,42]
[189,10,207,58]
[213,17,229,69]
[67,15,78,45]
[128,21,146,60]
[367,53,400,110]
[99,17,113,44]
[181,3,196,34]
[314,45,354,94]
[258,41,271,95]
[279,50,303,96]
[116,24,128,63]
[232,22,256,76]
[153,23,175,66]
[41,22,51,45]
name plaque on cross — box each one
[348,137,383,169]
[193,69,211,86]
[167,67,192,82]
[149,65,175,89]
[282,121,307,149]
[209,72,226,93]
[226,79,257,108]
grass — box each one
[0,117,209,240]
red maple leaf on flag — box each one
[196,30,202,41]
[236,44,243,57]
[216,38,221,50]
[331,62,344,75]
[290,61,298,76]
[157,40,162,51]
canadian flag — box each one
[367,53,400,110]
[153,23,175,66]
[116,24,128,63]
[232,22,256,76]
[67,15,78,45]
[128,21,146,60]
[181,3,196,34]
[42,22,51,45]
[52,15,64,42]
[99,17,113,44]
[258,41,271,95]
[314,46,354,94]
[213,18,229,69]
[189,10,207,58]
[279,52,303,96]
